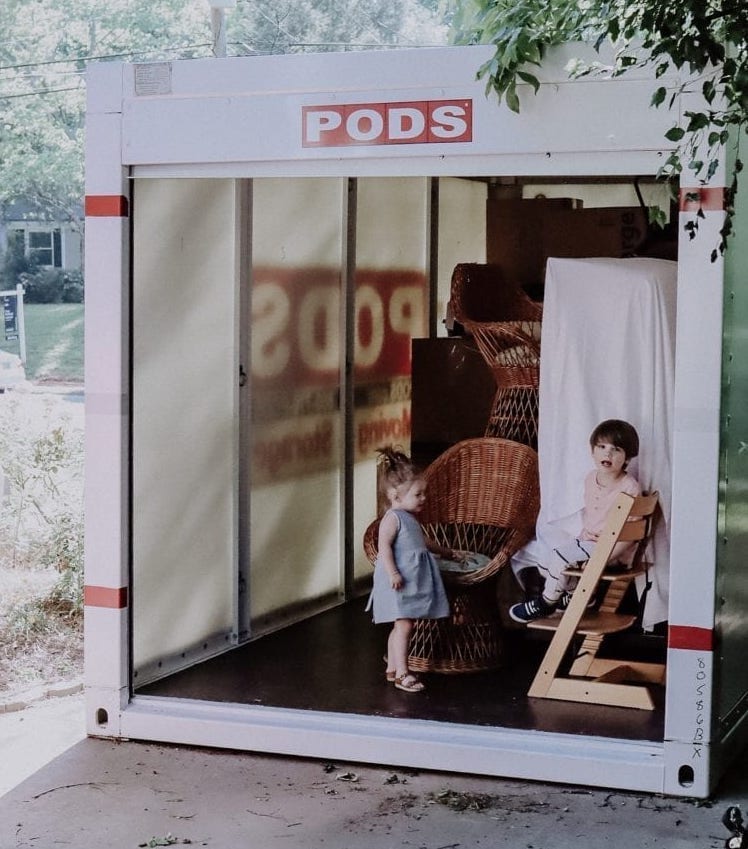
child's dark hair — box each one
[589,419,639,461]
[376,445,419,496]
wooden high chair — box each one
[527,491,664,710]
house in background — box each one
[0,201,83,273]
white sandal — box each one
[394,673,425,693]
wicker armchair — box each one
[449,263,543,448]
[364,438,540,673]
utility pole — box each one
[207,0,236,58]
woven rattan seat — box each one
[449,263,543,448]
[364,438,539,673]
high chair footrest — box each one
[527,611,637,635]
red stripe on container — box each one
[84,585,129,609]
[668,625,713,651]
[679,187,725,212]
[85,195,129,217]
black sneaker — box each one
[557,590,596,611]
[557,591,573,611]
[509,595,557,623]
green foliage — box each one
[0,233,36,289]
[0,399,83,691]
[0,0,211,227]
[39,512,84,619]
[0,0,448,234]
[0,227,83,303]
[449,0,748,257]
[5,520,84,634]
[0,400,83,570]
[228,0,446,54]
[0,392,84,692]
[5,598,54,640]
[21,268,84,304]
[448,0,592,111]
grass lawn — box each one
[3,303,84,383]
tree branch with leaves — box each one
[450,0,747,258]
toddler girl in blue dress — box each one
[367,445,452,693]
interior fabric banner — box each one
[533,257,677,629]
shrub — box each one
[38,512,84,620]
[61,270,84,303]
[0,396,84,692]
[0,399,84,570]
[20,268,84,304]
[0,232,36,289]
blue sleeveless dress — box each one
[366,508,450,624]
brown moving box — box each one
[486,198,648,290]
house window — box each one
[27,229,62,267]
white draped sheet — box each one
[512,257,678,629]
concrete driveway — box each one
[0,688,85,798]
[0,691,746,849]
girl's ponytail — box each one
[376,445,418,495]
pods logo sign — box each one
[302,99,472,147]
[251,268,425,387]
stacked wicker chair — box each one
[449,263,543,449]
[364,438,539,673]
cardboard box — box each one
[543,206,648,262]
[486,198,648,290]
[486,197,578,290]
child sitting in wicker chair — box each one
[366,445,459,693]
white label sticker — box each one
[134,63,172,96]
